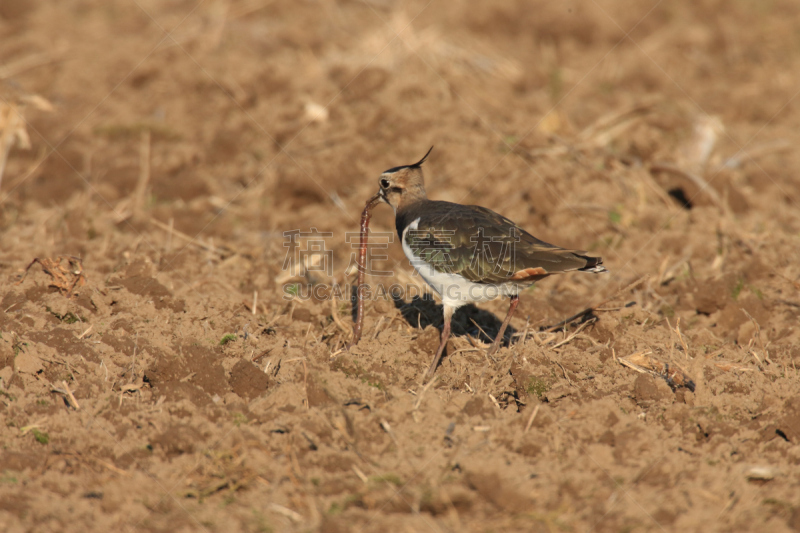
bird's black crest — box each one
[410,146,434,168]
[383,146,434,174]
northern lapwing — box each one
[375,147,607,381]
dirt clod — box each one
[229,359,271,400]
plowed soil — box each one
[2,1,800,531]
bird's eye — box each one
[380,178,390,188]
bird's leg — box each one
[487,295,520,356]
[424,305,454,382]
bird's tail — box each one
[577,255,608,273]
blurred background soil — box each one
[2,0,800,531]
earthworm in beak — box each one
[347,191,383,349]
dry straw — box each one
[0,94,53,195]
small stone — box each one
[745,465,777,481]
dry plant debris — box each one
[619,351,696,392]
[16,256,87,297]
[0,94,53,192]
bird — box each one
[374,147,608,381]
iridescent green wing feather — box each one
[404,202,597,284]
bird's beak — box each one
[366,191,383,209]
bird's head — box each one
[377,146,432,213]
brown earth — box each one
[2,1,800,531]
